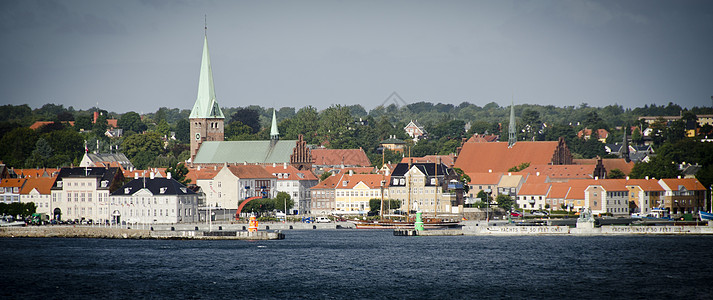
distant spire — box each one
[270,109,279,140]
[189,26,225,119]
[508,99,516,148]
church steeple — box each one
[270,109,279,140]
[189,29,225,162]
[189,34,224,119]
[508,100,516,148]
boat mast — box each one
[434,155,438,218]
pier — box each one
[0,226,285,240]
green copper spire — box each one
[508,99,516,148]
[270,109,279,139]
[189,35,225,119]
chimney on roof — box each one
[134,173,138,179]
[283,162,288,169]
[645,176,649,180]
[349,170,353,176]
[626,176,629,180]
[509,172,512,176]
[167,172,172,180]
[150,172,155,179]
[273,163,276,167]
[678,175,681,179]
[488,169,492,173]
[197,165,201,171]
[595,176,598,180]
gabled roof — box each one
[563,180,598,200]
[325,167,375,175]
[625,179,664,191]
[111,178,196,196]
[311,148,371,167]
[466,172,503,185]
[573,158,634,176]
[498,173,525,187]
[13,168,60,178]
[311,173,343,190]
[400,154,456,167]
[659,178,706,191]
[263,164,318,181]
[54,167,121,189]
[523,164,595,179]
[594,179,628,191]
[0,178,25,189]
[20,177,56,195]
[193,140,297,164]
[30,121,75,130]
[335,174,388,189]
[454,141,560,174]
[226,165,275,179]
[84,153,134,169]
[518,183,551,196]
[189,35,225,119]
[547,183,571,199]
[391,163,452,178]
[577,128,609,139]
[185,166,221,183]
[467,134,500,143]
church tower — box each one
[508,100,516,148]
[189,31,225,161]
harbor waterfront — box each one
[3,229,713,299]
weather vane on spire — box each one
[204,14,207,35]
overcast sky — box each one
[1,0,711,114]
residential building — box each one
[388,162,461,215]
[625,179,665,215]
[263,163,319,215]
[311,148,371,174]
[584,180,629,217]
[497,172,525,199]
[334,172,388,213]
[110,176,199,224]
[201,164,276,209]
[465,172,503,203]
[80,152,134,170]
[404,120,427,142]
[20,177,56,215]
[50,167,124,223]
[658,178,707,215]
[517,182,550,210]
[577,128,609,143]
[310,174,341,215]
[0,178,24,204]
[379,136,406,153]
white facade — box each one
[51,176,113,223]
[110,188,199,224]
[199,165,277,209]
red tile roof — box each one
[400,154,456,167]
[659,178,706,191]
[519,183,551,195]
[577,128,609,139]
[184,167,220,184]
[573,158,634,175]
[454,141,560,174]
[311,173,342,190]
[227,165,275,179]
[335,174,389,189]
[311,148,371,167]
[466,134,500,143]
[263,164,318,181]
[466,172,503,185]
[0,178,25,189]
[547,183,571,199]
[29,121,75,130]
[13,168,60,178]
[595,179,628,191]
[523,164,595,179]
[20,177,56,195]
[325,167,376,175]
[624,179,664,191]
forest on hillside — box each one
[1,101,712,189]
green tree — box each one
[118,111,147,133]
[75,114,93,131]
[319,172,332,181]
[608,169,626,179]
[630,154,680,179]
[225,121,254,141]
[122,132,164,169]
[231,108,261,134]
[175,119,190,142]
[369,198,401,213]
[25,138,53,168]
[167,162,190,185]
[155,119,170,137]
[452,167,470,193]
[496,194,515,211]
[508,162,531,172]
[0,127,39,167]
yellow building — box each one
[334,172,388,213]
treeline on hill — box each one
[1,102,712,188]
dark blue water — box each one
[3,230,713,299]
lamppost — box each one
[485,188,492,223]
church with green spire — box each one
[187,32,302,166]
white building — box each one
[199,164,277,209]
[110,176,199,224]
[50,167,124,223]
[263,163,318,215]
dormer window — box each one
[160,187,167,194]
[124,188,131,194]
[101,180,109,188]
[343,181,348,187]
[180,188,187,193]
[57,181,63,188]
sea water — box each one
[2,230,713,299]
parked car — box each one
[315,217,331,223]
[510,211,522,217]
[532,211,549,216]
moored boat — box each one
[700,211,713,221]
[350,219,460,229]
